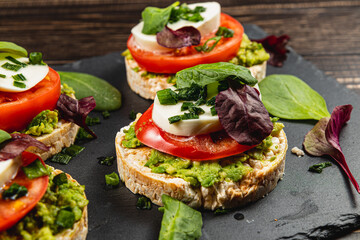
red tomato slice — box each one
[128,13,244,74]
[0,152,48,232]
[135,105,255,161]
[0,67,61,132]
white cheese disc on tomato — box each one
[131,2,221,52]
[0,53,49,92]
[0,157,21,190]
[152,95,222,136]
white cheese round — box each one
[0,157,21,190]
[152,95,222,136]
[0,53,49,92]
[131,2,221,52]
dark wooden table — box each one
[1,0,359,239]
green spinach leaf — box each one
[0,130,11,144]
[259,74,330,120]
[59,71,121,111]
[0,42,28,57]
[176,62,257,88]
[142,2,179,35]
[159,194,202,240]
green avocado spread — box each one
[123,120,284,187]
[229,34,270,67]
[24,110,58,136]
[1,167,88,240]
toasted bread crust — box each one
[125,58,267,100]
[26,120,79,161]
[115,121,287,210]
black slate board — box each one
[52,24,360,240]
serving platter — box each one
[52,24,360,239]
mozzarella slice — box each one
[153,83,262,136]
[152,95,222,136]
[0,157,21,190]
[0,53,49,92]
[131,2,221,52]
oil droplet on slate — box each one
[234,213,244,220]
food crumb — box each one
[291,147,305,157]
[274,219,278,221]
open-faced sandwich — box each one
[0,42,96,160]
[115,62,287,210]
[122,1,270,99]
[0,133,88,239]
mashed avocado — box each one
[24,110,58,136]
[229,34,270,67]
[124,117,284,187]
[60,83,75,96]
[1,167,88,240]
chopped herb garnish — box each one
[0,74,5,78]
[169,3,206,23]
[136,196,152,210]
[168,115,182,124]
[309,162,332,173]
[49,145,84,164]
[206,96,216,106]
[62,145,85,157]
[157,88,178,105]
[188,106,205,115]
[56,209,75,229]
[181,112,199,120]
[5,56,27,67]
[2,183,28,200]
[129,110,137,120]
[49,153,73,165]
[181,102,194,111]
[195,36,222,53]
[2,62,21,71]
[13,81,26,88]
[22,159,49,179]
[29,52,45,65]
[214,208,229,215]
[12,73,26,81]
[195,98,206,106]
[98,156,115,166]
[105,172,120,188]
[215,26,234,38]
[85,116,100,126]
[53,173,68,186]
[102,110,110,119]
[76,128,94,141]
[176,83,206,101]
[210,106,217,116]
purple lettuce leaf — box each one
[215,85,273,145]
[0,133,49,161]
[56,94,97,138]
[303,104,359,193]
[156,26,201,49]
[253,35,290,67]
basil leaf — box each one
[141,2,180,35]
[0,42,27,57]
[259,74,331,120]
[58,71,121,111]
[176,62,257,89]
[0,130,11,144]
[159,194,202,240]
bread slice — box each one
[26,120,79,161]
[125,58,267,100]
[52,169,88,240]
[115,120,287,210]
